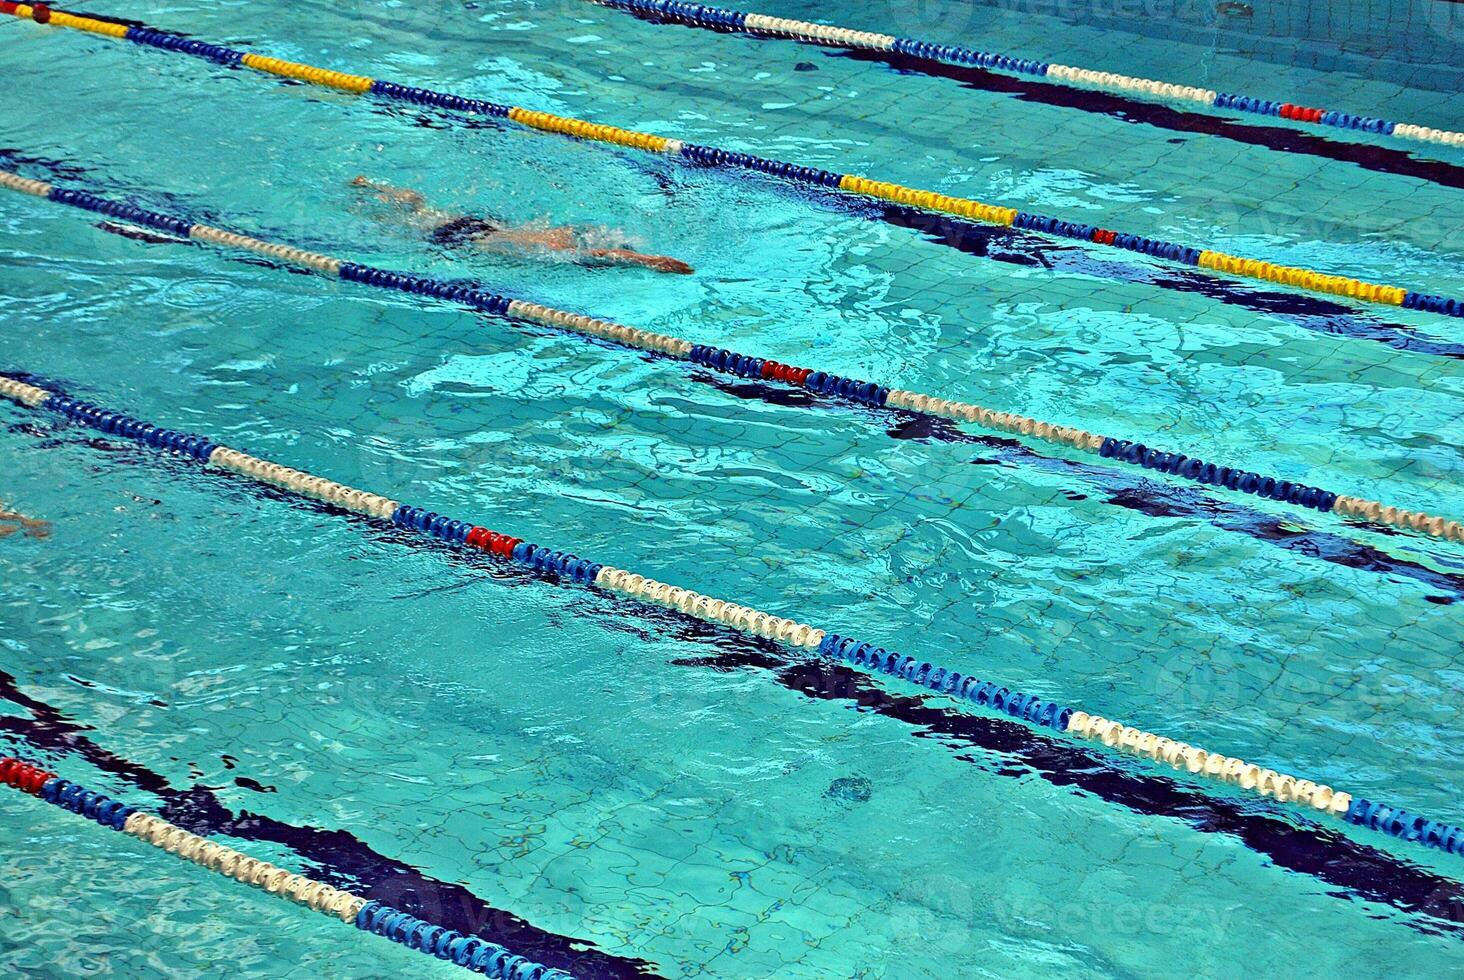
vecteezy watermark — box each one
[880,870,1240,952]
[992,890,1239,937]
[1145,638,1450,726]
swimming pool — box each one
[0,0,1460,975]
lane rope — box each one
[589,0,1464,150]
[0,374,1460,860]
[0,757,577,978]
[6,4,1463,318]
[3,167,1458,545]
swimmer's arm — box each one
[351,176,426,209]
[476,229,693,274]
[350,176,457,228]
[582,248,694,275]
[477,227,578,250]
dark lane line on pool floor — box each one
[0,669,663,979]
[3,425,1461,939]
[697,374,1464,603]
[770,656,1464,938]
[589,612,1464,939]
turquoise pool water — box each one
[0,0,1461,975]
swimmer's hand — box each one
[587,248,693,274]
[642,255,694,275]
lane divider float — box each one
[0,374,1460,860]
[6,4,1463,319]
[3,168,1458,545]
[589,0,1464,151]
[0,757,576,978]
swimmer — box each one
[350,177,693,275]
[0,501,50,540]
